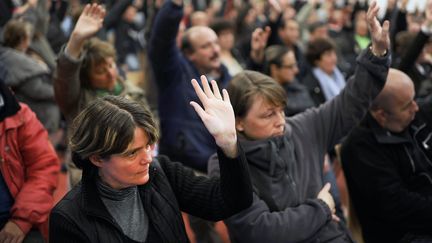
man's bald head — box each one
[181,26,221,73]
[371,69,414,112]
[370,68,418,132]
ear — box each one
[236,119,245,132]
[371,109,387,127]
[185,50,195,61]
[270,64,278,77]
[89,155,104,168]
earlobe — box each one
[372,109,387,127]
[89,155,103,168]
[236,120,244,132]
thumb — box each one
[323,182,331,192]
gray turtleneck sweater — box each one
[96,178,148,242]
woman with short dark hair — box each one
[264,45,314,116]
[49,76,252,243]
[304,37,347,106]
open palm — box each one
[367,1,390,55]
[73,4,106,41]
[190,76,237,153]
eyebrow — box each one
[121,145,144,156]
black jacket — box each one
[341,103,432,243]
[49,147,252,243]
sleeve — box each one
[147,1,185,90]
[225,194,332,243]
[10,105,60,234]
[53,47,83,120]
[14,75,54,101]
[208,154,333,242]
[291,47,391,154]
[341,133,432,230]
[103,0,134,30]
[160,144,252,221]
[49,211,89,243]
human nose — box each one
[141,146,153,164]
[275,110,285,126]
[412,100,419,113]
[293,65,299,74]
[213,42,221,53]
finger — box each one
[382,20,390,37]
[332,214,341,222]
[96,5,106,19]
[322,182,331,192]
[3,235,11,243]
[222,89,231,103]
[200,75,214,98]
[367,1,378,21]
[89,3,98,16]
[82,4,91,16]
[210,80,222,99]
[191,79,208,106]
[264,26,271,39]
[190,101,209,121]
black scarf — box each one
[0,79,20,122]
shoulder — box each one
[52,185,83,217]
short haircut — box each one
[227,70,287,119]
[278,18,297,30]
[210,18,235,35]
[264,45,292,75]
[308,21,327,34]
[80,38,116,87]
[2,19,33,49]
[69,95,159,169]
[305,37,336,66]
[181,30,194,53]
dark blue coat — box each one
[148,1,231,172]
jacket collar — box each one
[80,167,115,220]
[237,124,292,175]
[366,112,411,145]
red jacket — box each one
[0,103,59,239]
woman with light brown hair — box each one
[208,2,391,241]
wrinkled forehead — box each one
[188,27,218,45]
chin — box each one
[136,174,150,185]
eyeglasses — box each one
[280,63,298,69]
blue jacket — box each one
[148,1,231,172]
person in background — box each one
[54,3,151,187]
[0,78,59,242]
[210,19,244,76]
[0,19,61,137]
[304,37,347,106]
[264,45,314,116]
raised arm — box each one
[54,4,105,120]
[66,4,106,59]
[157,76,252,220]
[292,0,391,154]
[368,1,390,57]
[148,0,185,89]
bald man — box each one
[148,1,231,242]
[148,0,230,173]
[341,68,432,242]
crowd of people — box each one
[1,0,432,242]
